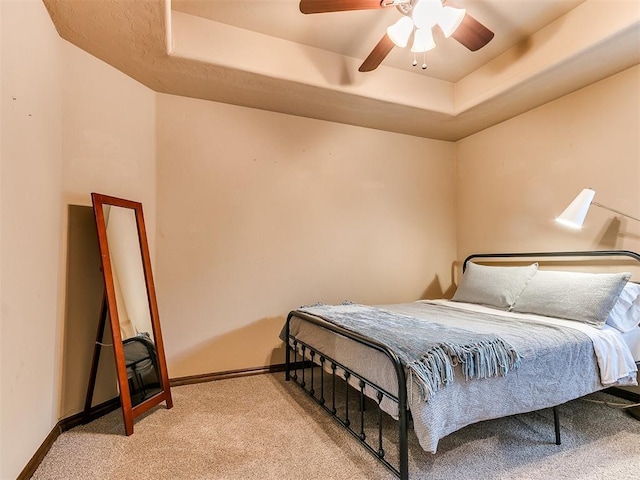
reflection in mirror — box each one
[105,205,161,406]
[105,205,154,341]
[86,193,172,435]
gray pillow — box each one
[511,270,631,326]
[451,262,538,309]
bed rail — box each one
[285,311,409,480]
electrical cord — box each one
[583,398,640,409]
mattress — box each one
[286,300,637,453]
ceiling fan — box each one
[299,0,494,72]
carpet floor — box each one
[33,373,640,479]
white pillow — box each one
[451,262,538,309]
[512,270,631,326]
[606,282,640,332]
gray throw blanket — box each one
[298,302,521,402]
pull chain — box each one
[412,52,428,70]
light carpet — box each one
[32,373,640,479]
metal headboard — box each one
[463,250,640,273]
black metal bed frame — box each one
[285,310,409,478]
[284,250,640,480]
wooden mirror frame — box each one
[87,193,172,435]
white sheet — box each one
[423,300,638,386]
[621,326,640,362]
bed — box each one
[282,250,640,480]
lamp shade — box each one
[411,28,436,53]
[437,6,466,37]
[412,0,442,29]
[387,16,414,48]
[555,188,596,229]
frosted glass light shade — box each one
[412,0,442,30]
[556,188,596,229]
[437,6,466,37]
[411,28,436,53]
[387,16,414,48]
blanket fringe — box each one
[409,339,522,402]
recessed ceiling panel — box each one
[172,0,586,81]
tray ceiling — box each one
[43,0,640,140]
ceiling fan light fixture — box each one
[412,0,442,30]
[411,27,435,53]
[437,6,466,38]
[387,16,414,48]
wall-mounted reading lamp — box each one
[556,188,640,229]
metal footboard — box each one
[285,310,409,480]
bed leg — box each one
[399,407,409,480]
[553,406,561,445]
[285,313,291,381]
[398,374,409,480]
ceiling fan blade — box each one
[300,0,385,14]
[359,34,395,72]
[451,13,494,51]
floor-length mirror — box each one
[86,193,172,435]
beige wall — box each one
[58,39,156,420]
[156,94,457,378]
[456,64,640,394]
[456,65,640,260]
[1,1,156,477]
[1,0,62,477]
[0,1,62,478]
[2,2,455,474]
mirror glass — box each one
[89,193,172,435]
[104,205,161,406]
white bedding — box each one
[621,326,640,362]
[424,299,638,386]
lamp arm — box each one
[592,201,640,222]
